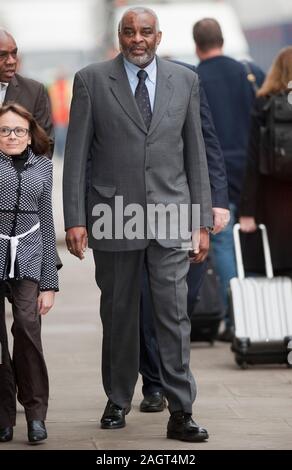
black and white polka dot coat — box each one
[0,147,59,291]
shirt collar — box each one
[123,57,157,85]
[0,82,9,91]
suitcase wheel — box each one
[236,358,248,369]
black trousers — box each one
[139,260,208,396]
[0,280,48,427]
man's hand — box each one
[66,226,88,260]
[239,216,257,233]
[38,291,55,315]
[212,207,230,234]
[190,228,210,263]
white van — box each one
[114,2,250,64]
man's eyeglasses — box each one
[0,126,29,138]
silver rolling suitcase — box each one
[230,224,292,368]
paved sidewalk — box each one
[2,245,292,450]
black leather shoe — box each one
[140,392,167,412]
[167,412,209,442]
[217,327,234,342]
[27,420,47,443]
[100,400,131,429]
[0,427,13,442]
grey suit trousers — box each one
[93,241,196,413]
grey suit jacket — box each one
[4,73,54,156]
[63,53,212,251]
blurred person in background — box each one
[193,18,265,341]
[48,73,71,157]
[239,47,292,275]
[139,58,229,413]
[0,104,59,444]
[0,29,54,154]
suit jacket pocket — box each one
[167,105,185,117]
[176,178,188,187]
[91,184,116,198]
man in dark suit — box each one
[63,7,213,442]
[0,29,54,153]
[139,61,230,413]
[193,18,265,341]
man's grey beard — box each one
[123,49,155,66]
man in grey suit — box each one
[63,7,213,442]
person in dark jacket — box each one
[0,104,58,444]
[0,29,54,154]
[239,46,292,274]
[139,61,230,413]
[193,18,265,340]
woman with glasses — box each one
[0,103,58,444]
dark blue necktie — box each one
[135,70,152,130]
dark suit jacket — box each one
[173,61,228,209]
[197,56,265,205]
[4,73,54,156]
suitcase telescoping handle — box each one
[233,223,274,280]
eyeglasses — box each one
[0,126,29,138]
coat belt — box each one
[0,222,40,278]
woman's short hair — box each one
[0,102,50,155]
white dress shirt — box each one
[0,82,9,105]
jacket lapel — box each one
[148,57,174,137]
[4,75,20,104]
[109,54,148,134]
[25,147,40,167]
[0,147,38,167]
